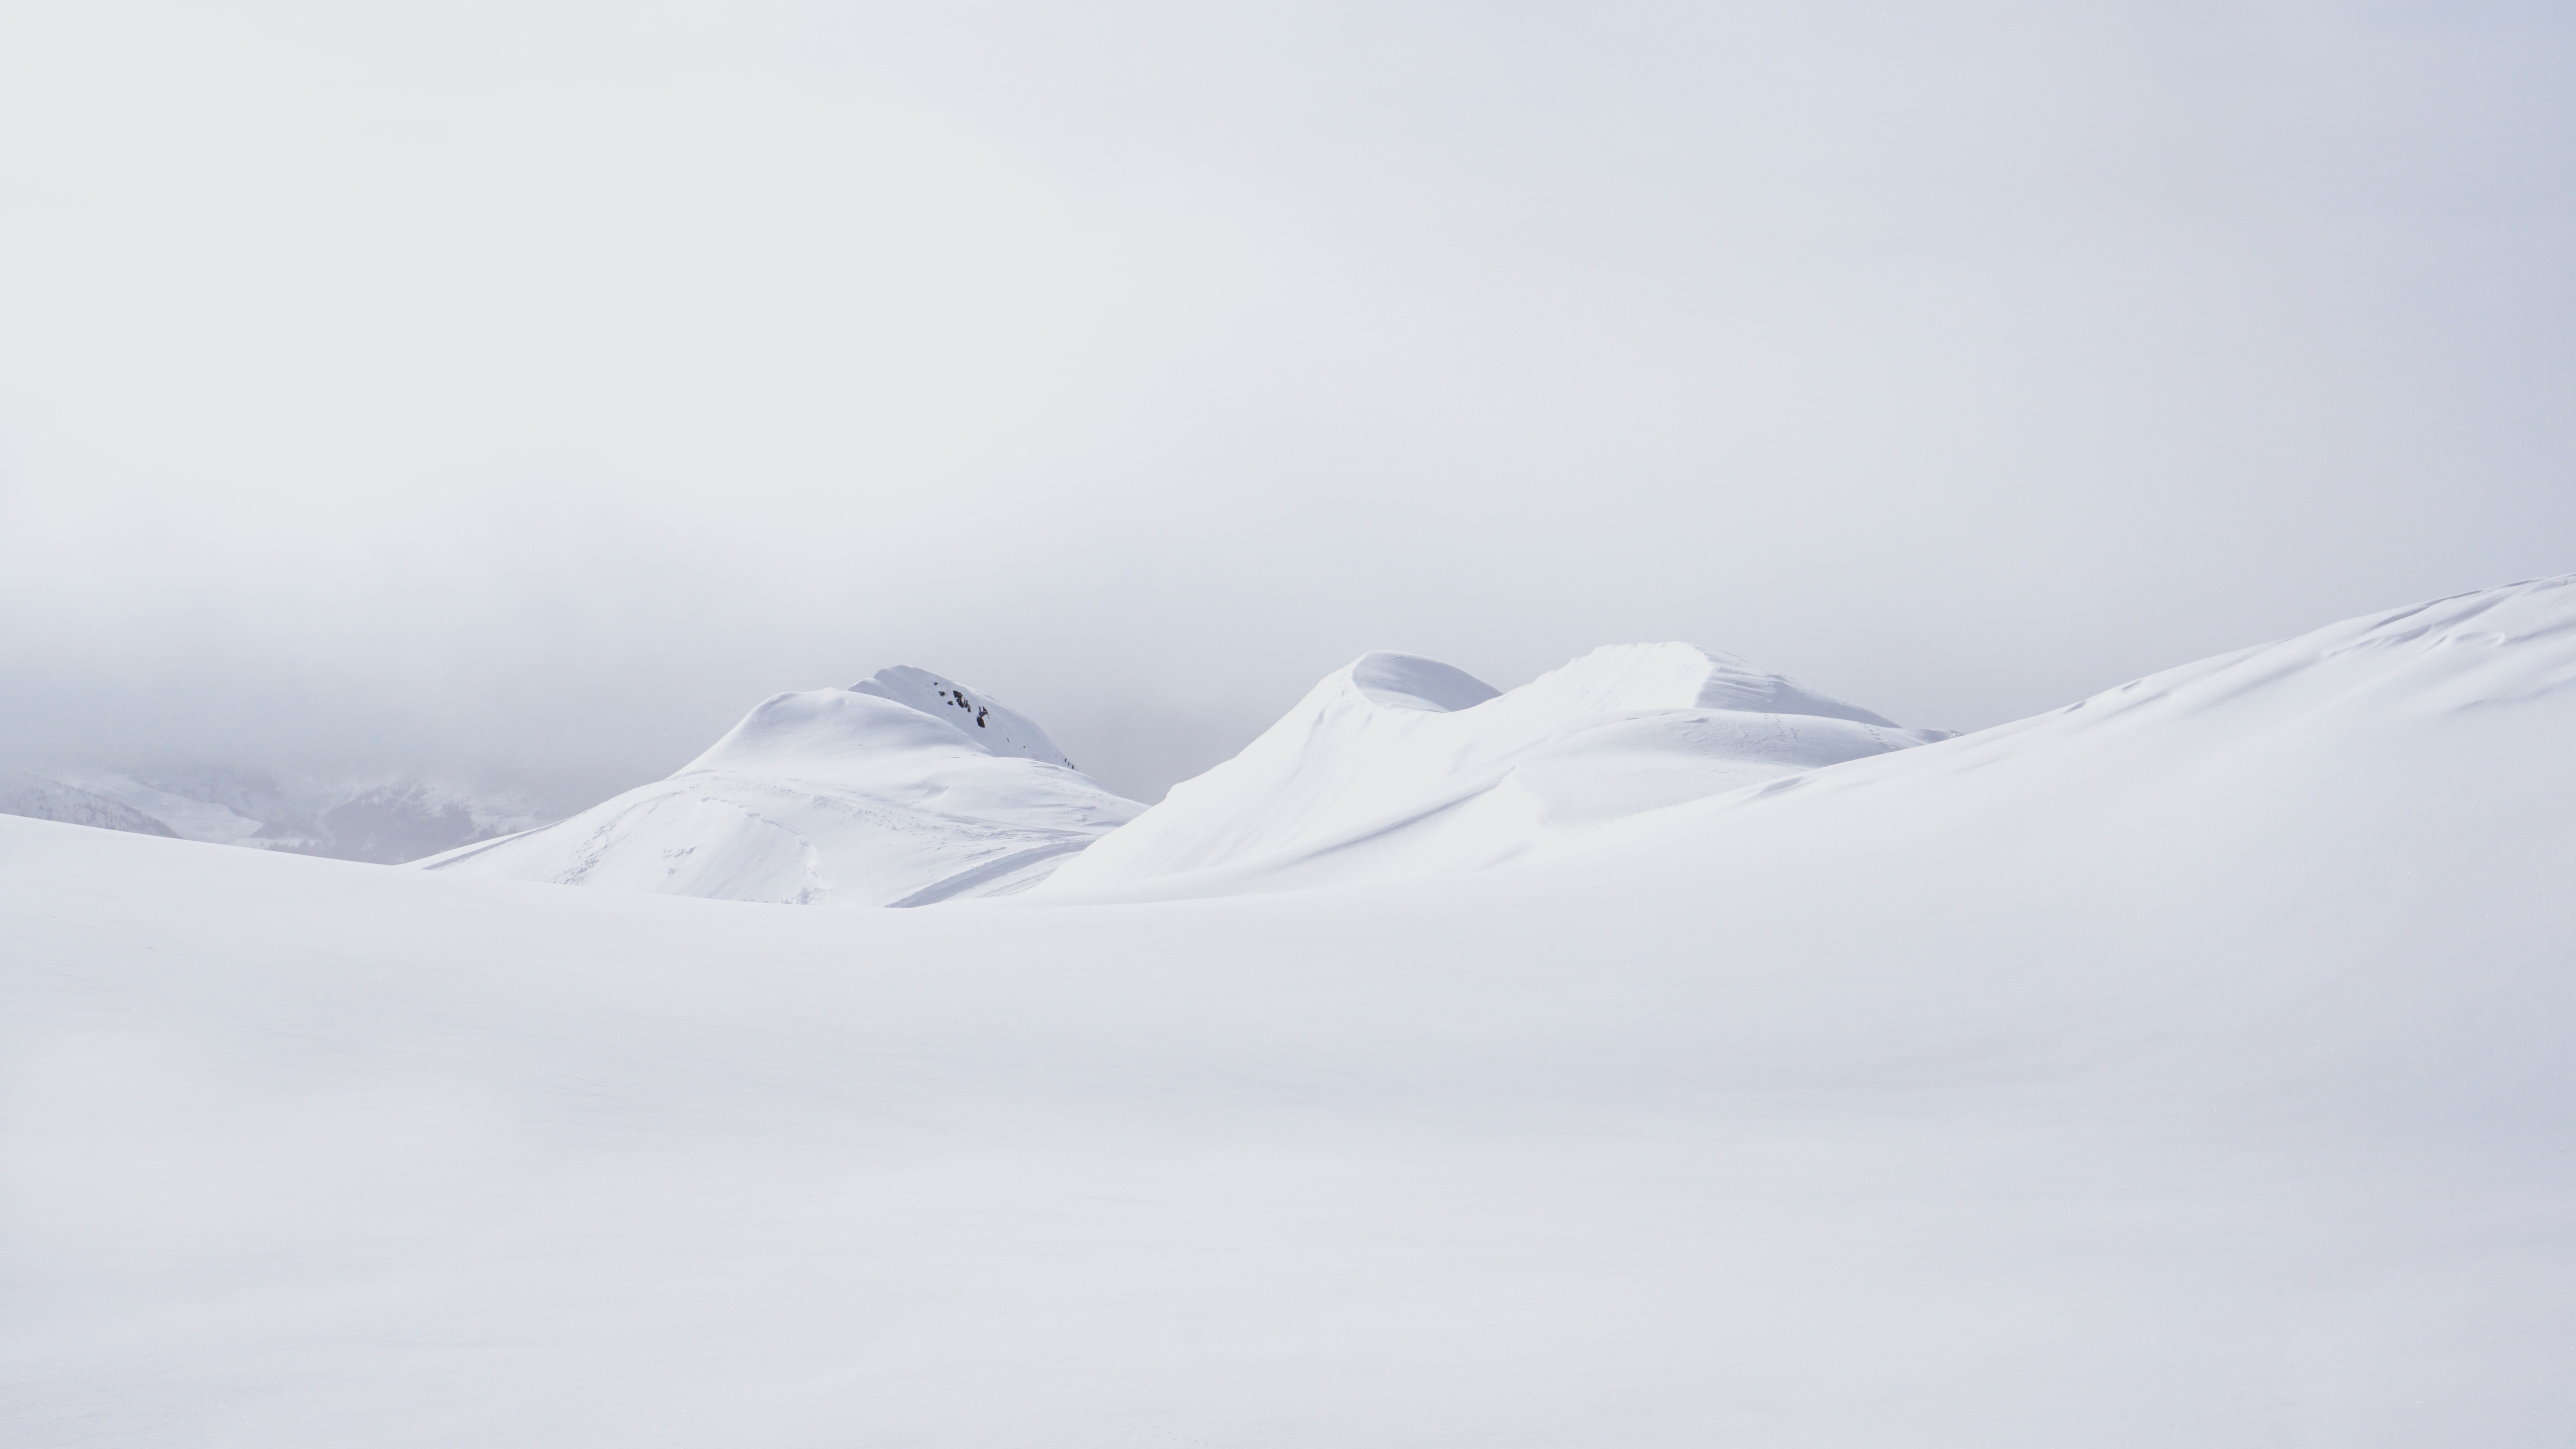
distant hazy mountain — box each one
[0,767,544,864]
[0,775,181,839]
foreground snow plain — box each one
[6,578,2575,1445]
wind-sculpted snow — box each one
[418,669,1139,906]
[1040,641,1951,898]
[1620,573,2576,840]
[6,578,2575,1446]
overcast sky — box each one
[3,0,2570,805]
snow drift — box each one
[1041,641,1950,898]
[419,667,1140,906]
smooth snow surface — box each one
[418,669,1139,906]
[7,578,2576,1446]
[1042,642,1950,898]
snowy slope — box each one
[5,578,2575,1446]
[419,668,1140,906]
[1041,641,1950,898]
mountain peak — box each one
[845,666,1077,767]
[426,667,1135,906]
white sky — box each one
[3,0,2571,803]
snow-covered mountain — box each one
[7,577,2574,1445]
[1040,642,1950,899]
[417,667,1142,906]
[0,767,541,863]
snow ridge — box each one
[1039,641,1949,899]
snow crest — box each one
[1039,641,1948,899]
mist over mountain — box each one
[0,776,177,839]
[4,2,2571,809]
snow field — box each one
[4,578,2574,1444]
